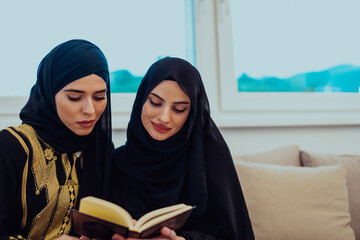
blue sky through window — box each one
[0,0,193,96]
[231,0,360,92]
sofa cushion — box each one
[233,145,300,166]
[235,162,355,240]
[300,151,360,240]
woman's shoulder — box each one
[112,145,126,155]
[0,126,26,147]
[0,124,35,143]
[0,124,40,154]
[0,125,31,167]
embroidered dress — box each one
[0,39,112,239]
[0,124,82,239]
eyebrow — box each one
[64,89,107,94]
[150,93,190,105]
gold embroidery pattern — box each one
[5,127,29,229]
[9,235,26,239]
[12,124,80,240]
[58,185,76,235]
[44,148,57,162]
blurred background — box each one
[1,0,359,155]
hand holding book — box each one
[70,196,194,239]
[111,226,185,240]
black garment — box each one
[0,39,113,239]
[0,125,82,239]
[112,57,254,240]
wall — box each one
[220,125,360,156]
[112,125,360,157]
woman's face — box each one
[141,80,191,141]
[55,74,107,136]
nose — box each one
[82,98,95,115]
[159,107,171,123]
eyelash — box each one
[94,96,106,101]
[149,99,161,107]
[149,99,187,113]
[174,108,186,113]
[67,96,106,102]
[67,96,80,101]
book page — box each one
[79,196,134,227]
[134,204,187,229]
[134,205,193,232]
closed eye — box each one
[173,108,187,113]
[149,98,161,107]
[93,90,107,101]
[94,93,106,101]
[67,96,81,102]
[94,96,106,101]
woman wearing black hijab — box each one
[0,39,113,239]
[111,57,254,240]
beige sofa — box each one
[233,145,359,240]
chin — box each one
[153,137,167,141]
[150,132,171,141]
[73,128,94,136]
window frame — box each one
[207,0,360,127]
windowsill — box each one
[1,95,360,130]
[210,110,360,128]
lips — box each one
[77,120,95,128]
[151,122,171,133]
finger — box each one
[160,226,177,239]
[79,236,91,240]
[57,235,84,240]
[111,234,127,240]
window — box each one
[213,0,360,125]
[0,0,194,97]
[0,0,195,128]
[231,0,360,93]
[1,0,360,129]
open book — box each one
[70,196,194,239]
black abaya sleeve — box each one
[0,129,27,239]
[180,230,217,240]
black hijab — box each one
[113,57,254,239]
[20,39,113,200]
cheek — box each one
[95,100,107,116]
[141,105,148,126]
[56,100,74,119]
[141,103,153,121]
[175,113,190,129]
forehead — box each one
[150,80,190,102]
[62,74,106,90]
